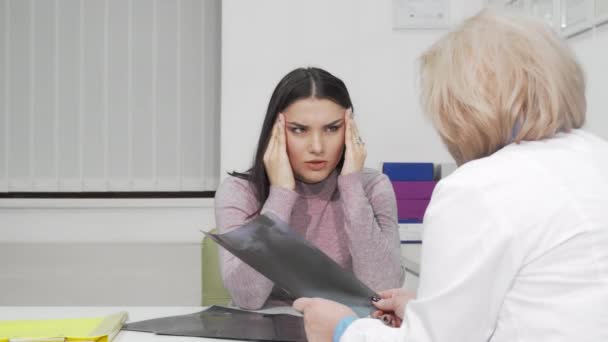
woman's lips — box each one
[305,161,328,171]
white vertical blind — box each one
[1,1,6,192]
[0,0,220,192]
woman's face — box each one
[283,97,346,184]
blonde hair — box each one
[420,10,586,165]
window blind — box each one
[0,0,220,192]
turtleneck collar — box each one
[295,170,338,199]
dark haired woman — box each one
[214,67,403,310]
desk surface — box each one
[0,306,241,342]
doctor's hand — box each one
[341,109,367,176]
[293,297,357,342]
[263,113,295,191]
[371,288,416,328]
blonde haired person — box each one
[293,10,608,342]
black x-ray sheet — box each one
[122,305,306,341]
[207,213,378,318]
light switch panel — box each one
[392,0,450,29]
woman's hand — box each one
[371,288,416,328]
[263,113,295,191]
[293,297,357,342]
[341,109,367,175]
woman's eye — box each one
[326,125,340,133]
[290,127,305,134]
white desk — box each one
[0,307,244,342]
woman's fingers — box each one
[351,116,364,146]
[292,297,313,313]
[378,288,405,299]
[392,317,403,328]
[373,288,415,321]
[264,119,279,162]
[340,107,366,175]
[371,310,384,319]
[344,109,353,147]
[277,114,288,155]
[264,113,295,190]
[372,310,402,327]
[373,296,400,312]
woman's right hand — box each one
[263,113,295,191]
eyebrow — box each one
[286,119,344,128]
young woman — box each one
[294,11,608,342]
[214,67,403,310]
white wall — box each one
[221,0,480,177]
[0,199,215,305]
[221,0,608,178]
[570,24,608,138]
[1,199,215,243]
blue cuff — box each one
[333,316,358,342]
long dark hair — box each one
[230,67,354,208]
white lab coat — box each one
[342,130,608,342]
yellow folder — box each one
[0,311,128,342]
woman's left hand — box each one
[341,109,367,175]
[293,297,357,342]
